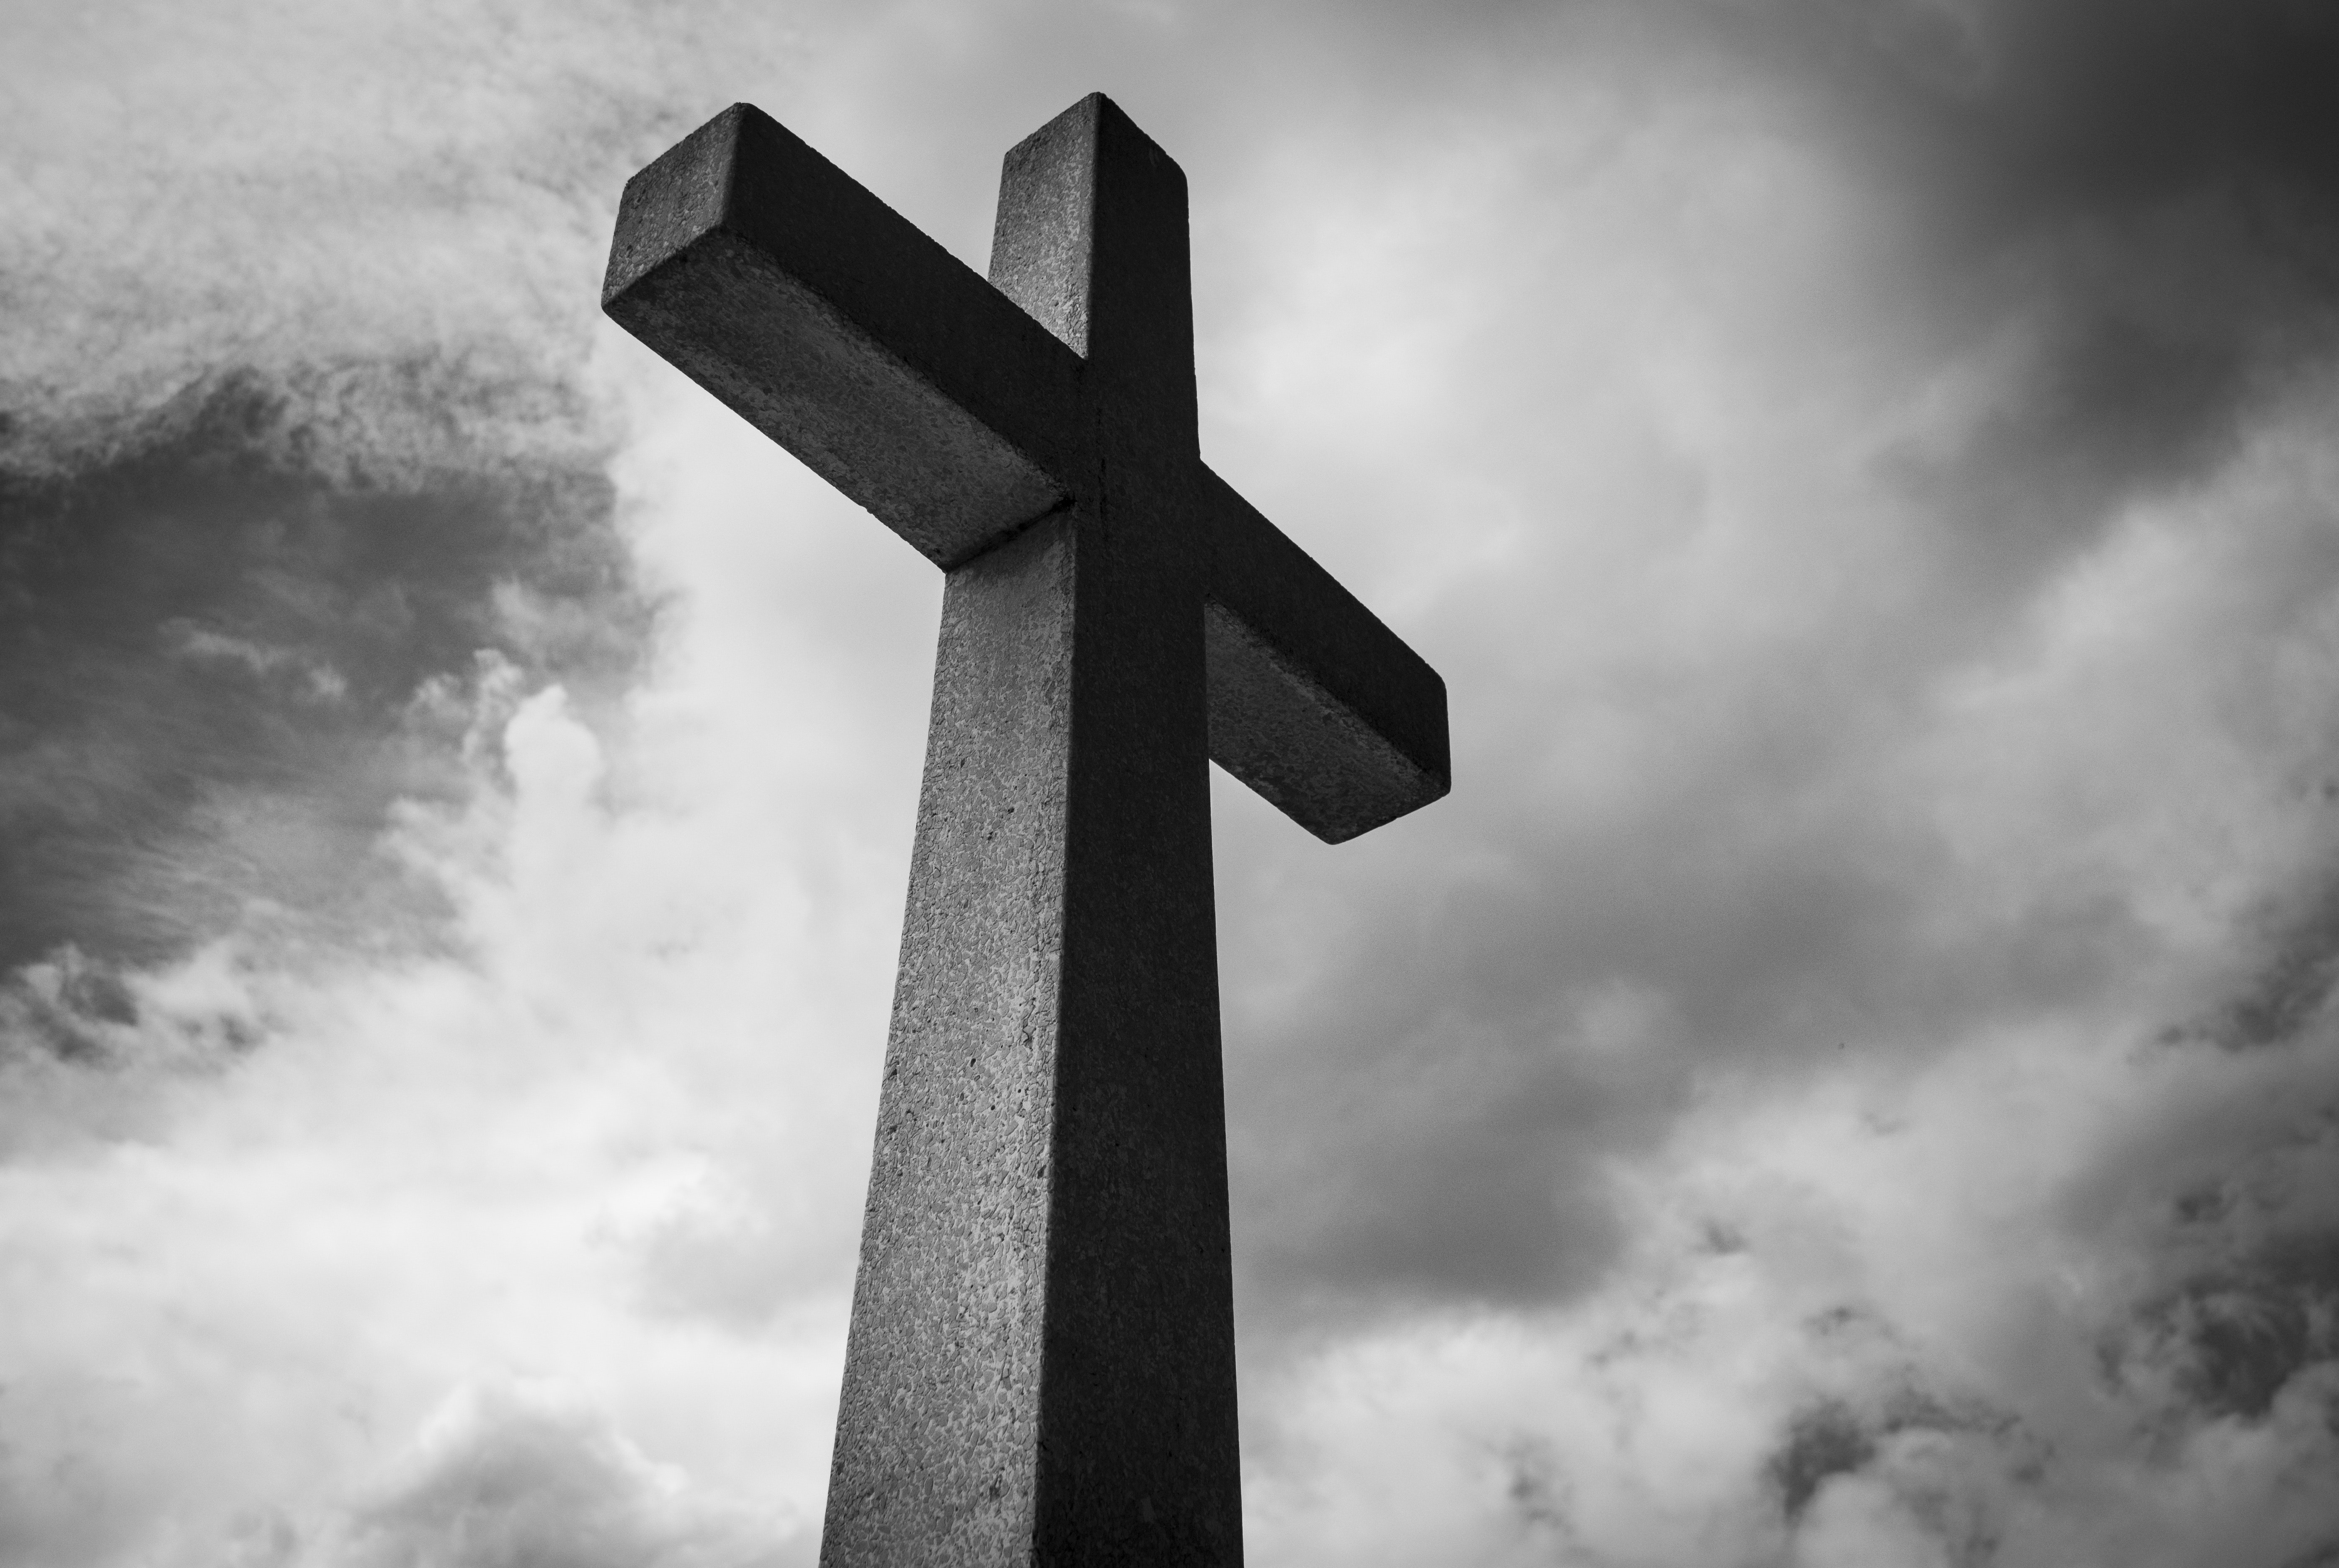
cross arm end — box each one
[601,103,1086,570]
[1201,467,1450,844]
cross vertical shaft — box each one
[822,99,1240,1565]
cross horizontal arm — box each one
[603,103,1090,569]
[1200,464,1450,843]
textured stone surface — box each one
[603,104,1082,569]
[603,93,1451,1566]
[1197,465,1449,841]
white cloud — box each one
[0,377,921,1554]
[340,1382,797,1568]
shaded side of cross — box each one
[605,94,1448,1567]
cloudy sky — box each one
[7,0,2339,1563]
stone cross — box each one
[603,94,1449,1567]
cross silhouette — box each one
[605,93,1448,1568]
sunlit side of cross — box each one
[604,93,1448,1568]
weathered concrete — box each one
[604,93,1450,1566]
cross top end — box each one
[604,93,1448,842]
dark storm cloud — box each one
[2064,979,2339,1439]
[1801,0,2339,495]
[0,366,646,976]
[1212,0,2339,1332]
[2187,870,2339,1052]
[0,0,770,995]
[1770,1400,1877,1522]
[1754,0,2339,235]
[1761,1385,2040,1563]
[1887,317,2254,602]
[1942,0,2339,218]
[1225,818,1890,1318]
[1233,1010,1639,1313]
[1225,721,2132,1321]
[2104,1240,2339,1424]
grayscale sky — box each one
[6,2,2339,1563]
